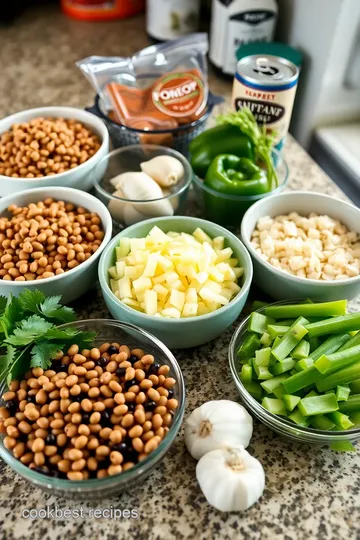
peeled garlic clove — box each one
[140,155,184,187]
[196,446,265,512]
[107,188,127,222]
[185,400,253,460]
[123,204,147,226]
[162,189,179,211]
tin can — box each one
[232,54,299,150]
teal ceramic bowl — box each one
[99,216,253,348]
[241,191,360,301]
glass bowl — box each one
[93,144,193,228]
[0,319,185,499]
[192,149,288,231]
[228,302,360,445]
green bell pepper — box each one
[204,155,269,196]
[189,124,254,178]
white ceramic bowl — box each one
[0,187,112,303]
[0,106,109,196]
[241,191,360,301]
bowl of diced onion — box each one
[241,191,360,301]
[98,216,253,348]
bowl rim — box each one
[0,318,185,491]
[93,144,193,204]
[228,301,360,439]
[241,190,360,287]
[192,148,288,201]
[99,215,253,324]
[94,94,213,135]
[0,106,109,183]
[0,186,112,287]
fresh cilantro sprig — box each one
[0,290,96,384]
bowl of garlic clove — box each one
[93,144,193,227]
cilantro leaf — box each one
[44,327,96,349]
[0,296,7,317]
[5,315,54,346]
[30,341,64,370]
[18,289,46,314]
[39,296,76,323]
[1,295,24,337]
[0,345,15,382]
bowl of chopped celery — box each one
[229,299,360,448]
[98,216,253,348]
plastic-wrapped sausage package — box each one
[76,34,209,134]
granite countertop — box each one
[0,6,359,540]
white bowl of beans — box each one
[0,106,109,196]
[0,319,185,499]
[0,186,112,303]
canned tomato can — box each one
[232,54,299,150]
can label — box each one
[152,72,205,118]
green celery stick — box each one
[271,317,309,361]
[243,381,263,400]
[262,397,287,416]
[338,331,360,351]
[248,312,275,334]
[255,347,271,366]
[336,385,350,402]
[306,312,360,338]
[282,366,322,394]
[288,408,309,426]
[275,319,296,326]
[309,415,335,430]
[267,325,290,339]
[338,394,360,414]
[304,389,318,398]
[292,340,310,360]
[295,357,314,371]
[350,378,360,393]
[273,385,286,399]
[273,336,281,348]
[314,344,360,374]
[252,300,269,310]
[237,333,261,359]
[330,441,356,452]
[298,393,339,416]
[350,411,360,426]
[260,332,272,347]
[327,411,354,430]
[260,374,288,394]
[254,364,273,380]
[264,300,347,319]
[240,364,253,383]
[309,336,321,353]
[283,394,301,412]
[316,361,360,391]
[311,334,350,361]
[272,358,296,375]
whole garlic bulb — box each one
[141,155,184,187]
[196,446,265,512]
[184,400,253,460]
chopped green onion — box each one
[252,300,269,310]
[254,364,273,380]
[335,385,350,402]
[272,358,296,375]
[262,397,287,416]
[311,334,350,361]
[271,317,308,361]
[314,344,360,374]
[292,340,310,360]
[298,393,339,416]
[267,325,289,339]
[282,366,322,394]
[306,312,360,338]
[295,357,314,372]
[260,374,288,394]
[264,300,347,319]
[338,394,360,414]
[240,364,253,383]
[237,333,261,359]
[316,361,360,391]
[255,347,271,367]
[338,330,360,351]
[248,312,275,334]
[283,394,301,412]
[309,415,335,430]
[327,411,354,430]
[288,408,309,426]
[260,332,272,347]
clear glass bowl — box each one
[0,319,185,499]
[228,302,360,445]
[93,144,192,228]
[192,149,288,231]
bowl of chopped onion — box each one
[241,191,360,301]
[98,216,253,348]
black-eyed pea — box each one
[92,402,105,413]
[90,348,100,361]
[17,389,27,401]
[15,412,25,422]
[37,375,49,385]
[64,423,77,437]
[96,445,110,459]
[78,424,90,437]
[68,448,83,461]
[125,367,135,381]
[74,435,88,449]
[87,457,98,471]
[147,388,160,402]
[55,379,66,389]
[58,459,71,473]
[133,360,144,370]
[115,351,128,364]
[106,361,117,373]
[74,366,87,376]
[155,427,165,439]
[9,380,20,392]
[164,378,176,389]
[4,417,17,427]
[142,420,152,433]
[60,387,70,399]
[131,348,144,359]
[24,407,39,421]
[27,378,40,389]
[0,407,10,421]
[128,385,140,394]
[110,414,122,425]
[7,425,19,438]
[44,445,58,456]
[19,400,27,412]
[50,418,64,429]
[43,382,55,393]
[68,344,79,357]
[49,454,61,465]
[100,372,112,385]
[81,399,92,412]
[82,361,95,371]
[89,411,101,424]
[44,369,56,378]
[79,383,89,393]
[73,353,86,365]
[35,428,48,439]
[18,421,32,434]
[157,387,168,398]
[34,452,45,466]
[48,400,59,413]
[89,378,100,388]
[145,412,153,422]
[158,397,168,407]
[135,392,146,405]
[103,398,115,410]
[94,366,103,377]
[144,436,160,454]
[98,427,111,440]
[119,360,131,369]
[138,453,148,462]
[65,375,78,387]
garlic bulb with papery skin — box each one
[196,446,265,512]
[184,400,253,460]
[140,155,184,187]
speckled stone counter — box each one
[0,6,359,540]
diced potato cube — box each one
[118,276,133,299]
[186,287,198,303]
[161,307,181,318]
[228,258,239,267]
[203,280,222,294]
[110,279,118,294]
[117,238,131,257]
[196,271,209,284]
[144,290,157,316]
[133,276,152,291]
[197,302,209,315]
[216,247,233,262]
[213,236,225,251]
[163,271,179,285]
[203,241,217,261]
[116,261,126,278]
[143,254,158,277]
[124,266,141,279]
[148,226,170,243]
[169,289,185,311]
[233,267,244,278]
[182,303,198,317]
[157,255,174,271]
[108,266,118,279]
[153,283,169,299]
[130,238,146,251]
[199,287,230,305]
[122,298,141,311]
[224,281,241,294]
[172,280,186,291]
[167,231,180,238]
[193,227,212,244]
[181,232,199,245]
[208,265,224,282]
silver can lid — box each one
[236,55,299,86]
